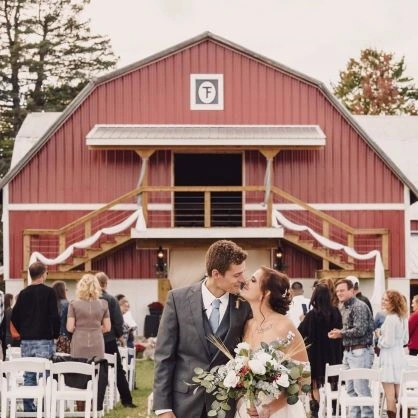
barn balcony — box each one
[23,184,389,279]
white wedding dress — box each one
[234,397,307,418]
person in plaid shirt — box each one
[328,278,375,418]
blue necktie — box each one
[209,299,221,333]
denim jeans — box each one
[342,346,375,418]
[20,339,54,412]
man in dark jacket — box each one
[11,262,60,412]
[347,275,373,315]
[96,272,136,408]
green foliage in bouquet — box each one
[190,332,311,417]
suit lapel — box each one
[188,283,211,357]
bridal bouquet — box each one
[192,331,311,417]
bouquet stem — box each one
[245,391,257,410]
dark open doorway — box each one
[174,153,242,227]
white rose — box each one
[234,357,247,372]
[248,359,266,375]
[235,342,251,354]
[275,373,290,388]
[254,351,272,364]
[223,370,240,388]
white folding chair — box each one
[147,392,154,416]
[396,369,418,418]
[406,355,418,368]
[118,347,128,376]
[49,361,99,418]
[322,363,343,418]
[337,368,381,418]
[103,353,117,412]
[126,348,136,391]
[5,346,22,360]
[0,357,51,418]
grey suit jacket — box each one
[153,282,251,418]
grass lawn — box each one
[104,359,155,418]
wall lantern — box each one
[273,242,286,272]
[155,246,168,278]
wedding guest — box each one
[67,274,111,413]
[96,272,136,408]
[377,290,409,418]
[408,295,418,356]
[298,284,343,417]
[373,310,387,356]
[1,293,15,358]
[119,297,137,349]
[67,274,110,358]
[328,278,375,418]
[11,262,60,414]
[52,281,71,354]
[347,276,373,315]
[287,281,310,327]
[317,277,339,306]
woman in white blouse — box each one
[376,290,408,418]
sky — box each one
[84,0,418,89]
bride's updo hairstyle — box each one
[259,266,291,314]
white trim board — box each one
[8,202,406,211]
[130,227,284,239]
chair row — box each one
[322,360,418,418]
[0,357,100,418]
[5,345,136,412]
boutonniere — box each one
[235,296,246,309]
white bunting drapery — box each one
[272,209,385,309]
[28,207,146,284]
[27,157,150,284]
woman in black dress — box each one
[298,284,343,417]
[1,293,16,358]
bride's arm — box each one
[262,395,287,416]
[246,396,287,418]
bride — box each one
[235,266,310,418]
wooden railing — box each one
[23,184,389,271]
[270,186,389,269]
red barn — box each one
[1,32,415,329]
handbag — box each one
[56,335,71,354]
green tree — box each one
[333,48,418,115]
[0,0,118,138]
[0,0,118,267]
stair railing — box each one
[270,186,389,269]
[23,184,389,272]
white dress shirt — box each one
[202,281,229,323]
[287,294,311,327]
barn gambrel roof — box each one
[1,31,417,198]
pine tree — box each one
[333,48,418,115]
[0,0,118,266]
[0,0,118,138]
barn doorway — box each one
[174,153,242,227]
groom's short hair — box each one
[205,240,247,276]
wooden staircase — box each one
[283,232,354,270]
[22,184,389,279]
[58,234,132,272]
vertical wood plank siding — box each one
[7,38,407,278]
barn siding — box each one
[6,36,408,279]
[9,39,404,205]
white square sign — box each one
[190,74,224,110]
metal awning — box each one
[86,125,326,149]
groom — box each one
[153,239,251,418]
